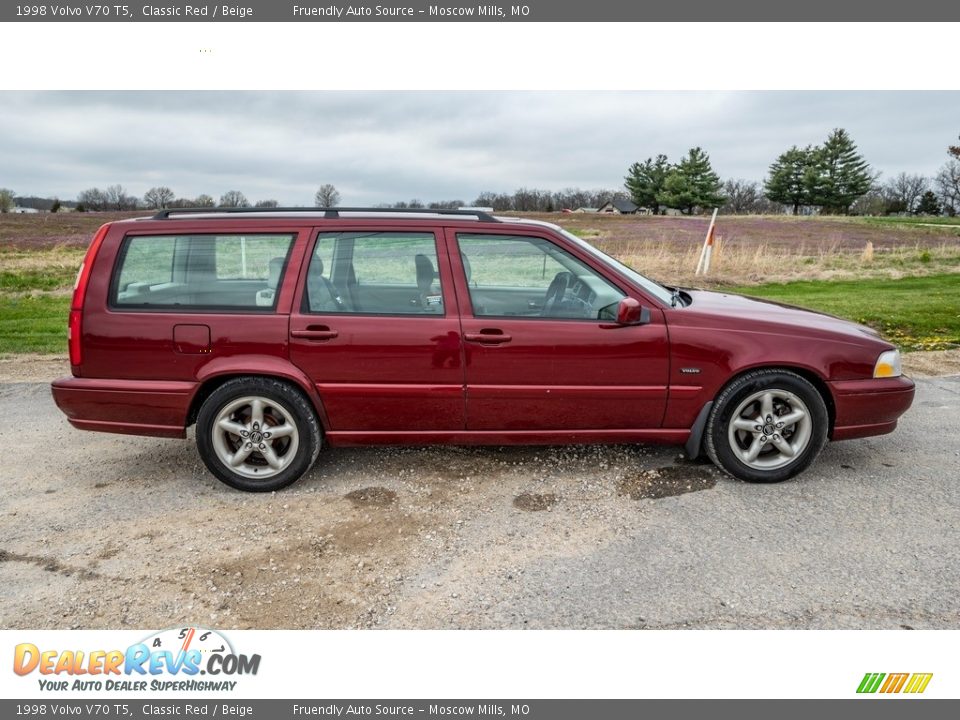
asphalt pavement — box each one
[0,376,957,629]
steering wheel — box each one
[542,271,574,317]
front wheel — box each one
[196,377,322,492]
[704,369,828,483]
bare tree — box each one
[255,199,279,208]
[105,184,136,210]
[314,184,341,207]
[77,187,108,211]
[937,160,960,214]
[0,188,15,213]
[143,186,176,209]
[722,179,761,214]
[850,189,889,216]
[193,194,215,208]
[219,191,250,208]
[473,192,513,211]
[883,173,928,214]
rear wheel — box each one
[196,377,321,492]
[705,369,828,483]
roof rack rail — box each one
[151,207,500,222]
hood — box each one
[680,288,885,345]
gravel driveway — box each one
[1,367,958,630]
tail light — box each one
[68,310,83,366]
[69,223,110,369]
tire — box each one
[196,377,322,492]
[704,369,828,483]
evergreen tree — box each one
[916,190,942,216]
[657,147,724,214]
[807,129,873,214]
[764,146,814,214]
[624,154,671,214]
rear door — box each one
[447,228,669,431]
[289,227,465,432]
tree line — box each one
[0,185,345,213]
[3,131,959,216]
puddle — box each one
[617,466,716,500]
[344,487,397,508]
[513,492,560,512]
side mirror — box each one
[616,297,651,325]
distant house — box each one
[598,199,642,215]
[10,207,39,214]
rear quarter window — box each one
[111,233,295,311]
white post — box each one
[695,208,718,276]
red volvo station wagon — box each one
[51,208,915,491]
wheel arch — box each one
[186,357,330,431]
[721,363,835,430]
[687,363,836,460]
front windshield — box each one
[556,227,676,306]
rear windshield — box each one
[110,233,295,311]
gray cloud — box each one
[1,91,957,204]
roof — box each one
[599,199,639,213]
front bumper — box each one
[829,375,916,441]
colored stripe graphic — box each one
[857,672,932,694]
[880,673,909,693]
[904,673,933,694]
[857,673,885,693]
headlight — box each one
[873,349,902,378]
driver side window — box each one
[457,234,626,320]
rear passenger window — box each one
[306,232,444,315]
[111,234,295,310]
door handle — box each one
[464,330,512,345]
[291,326,339,341]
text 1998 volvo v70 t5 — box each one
[51,208,915,491]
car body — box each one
[51,208,915,491]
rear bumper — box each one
[829,375,916,441]
[51,376,196,439]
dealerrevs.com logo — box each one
[13,627,261,692]
[857,673,933,695]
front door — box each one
[289,228,465,432]
[450,230,669,431]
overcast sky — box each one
[1,91,957,204]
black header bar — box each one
[3,1,957,22]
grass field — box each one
[1,211,958,354]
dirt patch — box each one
[617,466,717,500]
[0,549,99,580]
[0,354,69,382]
[205,510,426,629]
[902,349,960,378]
[513,492,559,511]
[345,487,398,508]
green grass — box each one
[0,295,70,354]
[729,274,960,351]
[0,268,77,292]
